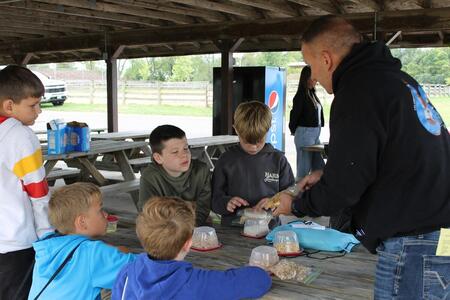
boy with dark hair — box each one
[112,196,271,299]
[28,183,136,300]
[212,101,295,225]
[138,124,211,226]
[0,65,53,299]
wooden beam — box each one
[328,0,347,14]
[170,0,262,18]
[1,2,164,27]
[286,0,339,14]
[1,7,450,56]
[229,0,298,17]
[34,0,195,24]
[12,53,33,66]
[0,6,130,30]
[103,0,227,22]
[348,0,381,11]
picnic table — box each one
[101,223,375,299]
[302,143,329,159]
[42,140,147,203]
[92,132,239,169]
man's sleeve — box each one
[294,89,385,217]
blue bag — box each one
[266,221,360,253]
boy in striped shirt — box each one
[0,65,53,299]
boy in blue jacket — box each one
[112,196,272,300]
[28,183,136,300]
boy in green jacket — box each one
[138,125,211,226]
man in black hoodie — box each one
[268,16,450,299]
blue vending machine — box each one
[213,66,286,151]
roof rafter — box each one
[228,0,298,17]
[286,0,339,14]
[169,0,262,18]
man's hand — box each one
[254,197,270,211]
[272,193,294,216]
[298,169,323,192]
[226,197,249,213]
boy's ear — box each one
[2,99,14,115]
[182,237,193,252]
[74,214,87,232]
[152,152,163,165]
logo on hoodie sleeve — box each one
[405,82,445,136]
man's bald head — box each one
[300,15,362,94]
[302,15,362,58]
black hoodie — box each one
[293,41,450,253]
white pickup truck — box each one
[32,71,67,106]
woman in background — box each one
[289,65,325,179]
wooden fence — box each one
[65,80,448,107]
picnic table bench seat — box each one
[46,168,81,186]
[99,178,140,195]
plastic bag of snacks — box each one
[269,259,321,284]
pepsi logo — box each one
[268,90,279,113]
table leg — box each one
[77,157,108,186]
[44,160,58,176]
[114,150,139,206]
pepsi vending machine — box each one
[213,66,286,151]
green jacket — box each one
[138,159,211,226]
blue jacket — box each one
[112,253,272,300]
[28,232,137,300]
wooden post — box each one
[105,45,125,133]
[106,57,118,132]
[215,38,244,135]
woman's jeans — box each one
[374,229,450,299]
[294,126,325,179]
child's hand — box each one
[254,198,270,211]
[227,197,249,213]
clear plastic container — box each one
[106,215,118,233]
[273,230,302,256]
[191,226,221,251]
[249,245,279,270]
[242,218,270,238]
[238,208,272,224]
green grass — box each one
[431,96,450,126]
[41,102,212,117]
[41,96,449,125]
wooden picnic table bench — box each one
[42,140,147,206]
[46,168,80,186]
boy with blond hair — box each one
[28,183,136,300]
[0,65,53,299]
[112,196,271,300]
[212,101,295,225]
[139,124,211,226]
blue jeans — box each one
[294,126,325,179]
[375,229,450,299]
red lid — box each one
[107,215,119,222]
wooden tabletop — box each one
[92,132,239,148]
[102,224,375,299]
[91,130,151,141]
[42,140,148,160]
[34,127,107,135]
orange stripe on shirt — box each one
[13,149,43,179]
[23,180,49,199]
